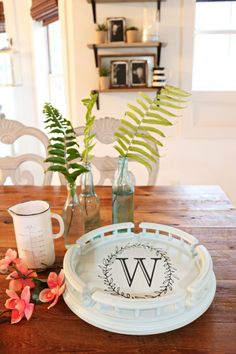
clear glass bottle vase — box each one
[79,162,100,233]
[63,182,85,249]
[112,156,134,224]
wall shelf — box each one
[87,0,166,23]
[88,41,167,67]
[99,87,159,93]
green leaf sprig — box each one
[114,85,190,170]
[81,92,98,164]
[43,103,87,186]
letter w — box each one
[116,258,160,287]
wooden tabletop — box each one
[0,185,236,354]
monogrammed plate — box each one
[63,222,216,335]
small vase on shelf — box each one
[79,162,100,233]
[63,182,85,249]
[112,156,134,224]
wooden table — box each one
[0,185,236,354]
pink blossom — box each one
[5,286,34,324]
[7,259,37,292]
[39,270,65,309]
[0,248,18,271]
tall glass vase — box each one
[79,162,100,233]
[112,156,134,224]
[63,182,85,249]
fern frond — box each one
[114,84,190,170]
[43,102,87,184]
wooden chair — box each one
[0,118,52,185]
[75,117,159,185]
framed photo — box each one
[107,17,125,43]
[130,60,148,87]
[99,54,156,87]
[111,61,128,87]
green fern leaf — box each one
[136,98,148,111]
[45,157,66,165]
[156,101,185,109]
[117,138,127,152]
[165,85,190,97]
[127,104,145,118]
[143,118,172,126]
[132,139,160,157]
[114,132,130,145]
[129,146,156,163]
[114,145,125,156]
[121,119,136,131]
[139,92,153,104]
[118,126,133,138]
[125,111,141,125]
[127,153,152,170]
[153,105,178,117]
[48,149,65,157]
[50,129,64,135]
[139,126,165,138]
[48,143,64,150]
[47,165,69,176]
[136,133,163,147]
[157,94,187,104]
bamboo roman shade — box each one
[31,0,58,26]
[0,1,5,33]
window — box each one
[47,20,66,115]
[192,1,236,91]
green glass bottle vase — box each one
[79,162,100,233]
[112,156,134,224]
[63,182,85,249]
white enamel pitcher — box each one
[8,200,64,269]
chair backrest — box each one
[0,118,52,185]
[75,117,159,185]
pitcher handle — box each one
[51,213,64,239]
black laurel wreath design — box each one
[98,243,178,299]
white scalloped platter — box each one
[63,222,216,335]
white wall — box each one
[60,0,236,204]
[2,0,236,205]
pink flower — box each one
[7,259,37,292]
[0,248,18,271]
[5,286,34,324]
[39,270,65,309]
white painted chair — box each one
[0,118,52,185]
[75,117,159,185]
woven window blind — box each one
[0,2,5,33]
[31,0,58,26]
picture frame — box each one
[130,60,148,87]
[111,60,129,87]
[107,17,126,43]
[98,54,156,88]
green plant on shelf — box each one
[96,23,107,31]
[99,66,110,77]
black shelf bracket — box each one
[91,89,100,110]
[157,0,161,21]
[91,0,97,24]
[157,42,162,67]
[92,44,99,67]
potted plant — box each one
[95,23,108,44]
[126,26,139,43]
[99,66,110,91]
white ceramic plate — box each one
[63,222,216,335]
